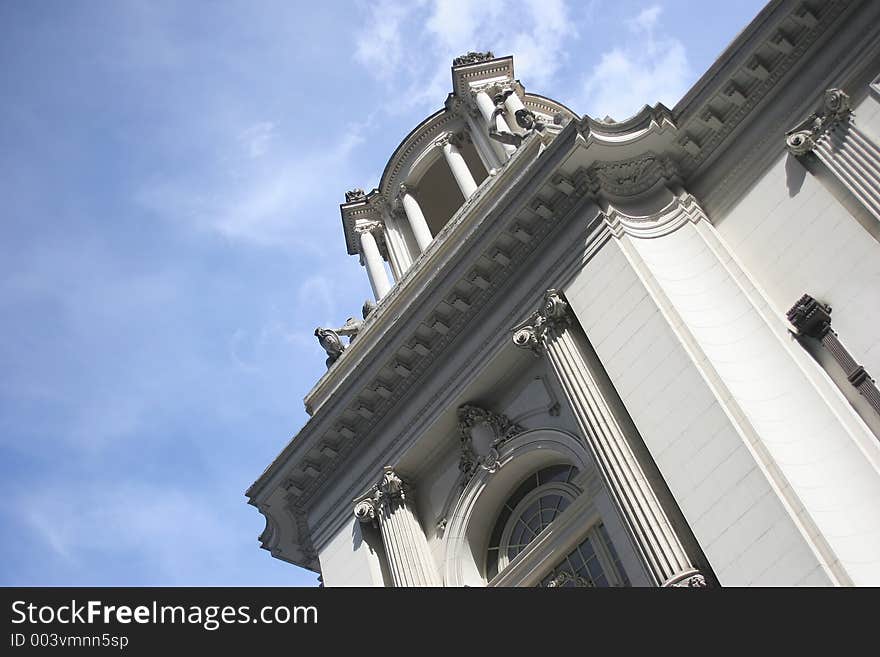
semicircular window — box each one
[486,464,579,579]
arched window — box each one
[485,464,579,579]
[485,464,630,586]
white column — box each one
[464,113,502,172]
[473,89,516,158]
[441,133,478,200]
[357,224,391,300]
[354,468,441,587]
[513,289,707,587]
[502,88,527,129]
[381,207,413,279]
[399,184,433,252]
[786,88,880,223]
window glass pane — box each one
[537,523,630,588]
[486,464,582,580]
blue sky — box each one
[0,0,766,586]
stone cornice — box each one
[671,0,861,210]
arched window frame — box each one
[442,428,646,587]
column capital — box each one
[398,182,417,199]
[378,467,408,502]
[354,219,384,236]
[786,293,832,339]
[438,131,466,149]
[663,569,709,587]
[785,87,851,155]
[512,289,571,354]
[353,496,378,525]
[354,466,411,522]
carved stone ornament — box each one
[545,571,593,588]
[353,497,378,525]
[823,88,851,117]
[362,299,377,320]
[512,289,571,355]
[314,328,345,368]
[438,131,466,149]
[586,154,680,199]
[786,293,832,339]
[453,50,495,67]
[662,568,709,587]
[354,467,412,524]
[489,125,523,148]
[785,88,852,156]
[514,108,545,133]
[677,573,707,587]
[353,219,383,235]
[314,317,364,368]
[457,403,525,479]
[785,130,816,156]
[345,188,367,203]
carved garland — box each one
[457,403,525,478]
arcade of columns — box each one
[354,82,530,301]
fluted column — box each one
[786,88,880,224]
[398,184,433,253]
[440,132,478,200]
[513,289,707,587]
[354,467,441,587]
[356,222,391,300]
[473,89,516,158]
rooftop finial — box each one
[345,188,367,203]
[453,51,495,67]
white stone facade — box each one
[247,0,880,587]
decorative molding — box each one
[663,569,708,588]
[457,403,525,479]
[353,219,384,235]
[512,289,570,355]
[785,88,851,155]
[603,189,706,240]
[545,571,593,587]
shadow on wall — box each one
[785,152,807,197]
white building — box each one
[247,0,880,587]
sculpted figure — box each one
[314,315,365,368]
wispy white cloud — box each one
[14,479,268,584]
[355,0,581,113]
[238,121,278,159]
[135,123,366,251]
[578,4,690,121]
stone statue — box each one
[514,108,545,132]
[315,328,345,368]
[489,105,524,147]
[362,299,377,319]
[314,316,365,368]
